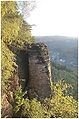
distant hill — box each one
[35,35,77,41]
[35,36,78,70]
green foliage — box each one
[1,1,17,17]
[1,1,34,85]
[27,99,45,118]
[1,1,22,44]
[49,80,78,118]
[1,41,15,81]
[13,87,45,118]
[1,1,20,85]
[15,20,35,48]
[1,1,35,117]
[51,61,78,99]
[13,81,78,118]
[13,86,28,117]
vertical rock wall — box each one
[27,43,51,100]
[9,43,52,100]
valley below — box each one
[36,36,78,70]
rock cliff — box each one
[1,42,52,117]
[7,43,52,100]
[27,43,51,100]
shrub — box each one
[13,80,78,118]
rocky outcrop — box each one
[1,93,13,118]
[7,43,52,100]
[27,43,51,100]
[1,42,52,118]
[1,73,20,118]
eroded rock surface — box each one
[27,43,51,100]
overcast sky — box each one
[26,0,79,37]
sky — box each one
[26,0,79,37]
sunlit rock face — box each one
[27,43,51,100]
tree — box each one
[1,1,35,117]
[48,80,78,118]
[1,1,22,44]
[1,1,34,83]
[17,1,36,18]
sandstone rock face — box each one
[8,43,52,100]
[27,43,51,100]
[1,73,20,118]
[1,94,13,118]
